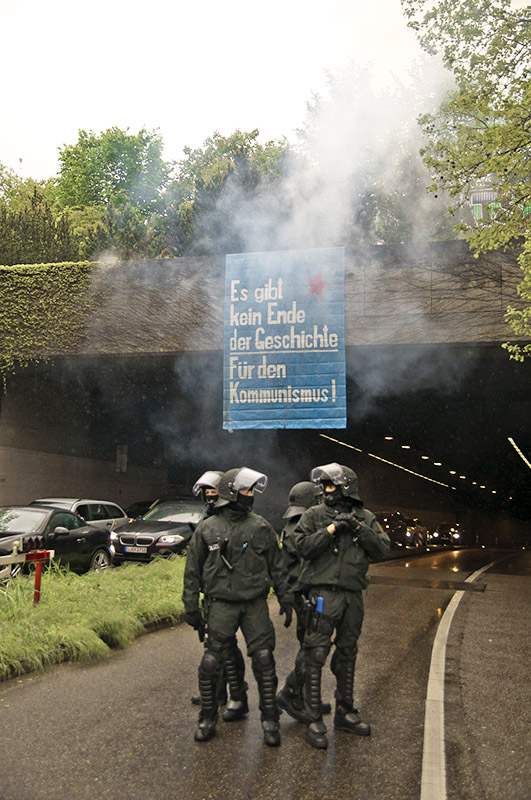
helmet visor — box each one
[233,468,268,494]
[192,470,222,497]
[310,463,344,485]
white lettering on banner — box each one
[230,280,248,302]
[254,278,283,303]
[267,301,305,325]
[257,356,286,379]
[229,380,337,405]
[224,248,345,428]
[255,325,338,351]
[230,305,262,326]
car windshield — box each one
[0,508,47,533]
[142,503,203,523]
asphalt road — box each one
[0,548,529,800]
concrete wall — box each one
[28,242,527,360]
[0,445,167,509]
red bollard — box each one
[33,561,43,606]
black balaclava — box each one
[203,490,218,515]
[229,492,254,514]
[323,481,342,507]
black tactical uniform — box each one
[189,470,247,712]
[183,467,293,746]
[280,481,323,645]
[277,462,390,750]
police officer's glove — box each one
[184,610,202,630]
[333,512,362,536]
[279,602,294,628]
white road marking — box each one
[420,560,497,800]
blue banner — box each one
[223,247,346,430]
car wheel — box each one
[89,549,111,571]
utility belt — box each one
[208,592,268,604]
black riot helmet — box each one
[192,470,223,511]
[310,462,362,503]
[282,481,323,519]
[216,467,268,509]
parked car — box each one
[125,500,155,520]
[374,511,427,549]
[427,522,464,547]
[124,496,192,521]
[0,505,113,573]
[31,498,128,531]
[111,499,204,565]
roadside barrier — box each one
[0,538,55,605]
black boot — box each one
[194,652,219,742]
[334,703,371,736]
[303,647,328,750]
[222,644,249,722]
[262,718,281,747]
[331,647,370,736]
[194,715,218,742]
[252,648,281,746]
[277,669,309,723]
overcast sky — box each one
[2,0,429,180]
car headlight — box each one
[156,534,185,546]
[406,532,412,537]
[453,533,460,539]
[110,532,118,542]
[432,532,439,538]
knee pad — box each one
[208,628,232,657]
[336,645,357,661]
[252,647,275,673]
[305,646,329,668]
[200,650,220,676]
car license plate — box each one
[124,546,148,554]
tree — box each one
[0,187,80,266]
[401,0,531,359]
[294,62,458,248]
[55,127,171,216]
[157,130,288,256]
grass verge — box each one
[0,557,186,681]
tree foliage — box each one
[402,0,531,359]
[0,186,80,266]
[55,127,171,216]
[158,129,288,256]
[295,62,457,247]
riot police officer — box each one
[183,467,293,746]
[277,462,390,750]
[279,481,323,645]
[193,470,225,518]
[189,470,247,714]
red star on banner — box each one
[305,272,331,300]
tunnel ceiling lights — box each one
[321,434,450,488]
[508,437,531,470]
[380,435,498,495]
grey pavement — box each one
[0,549,529,800]
[443,551,531,800]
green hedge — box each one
[0,261,100,384]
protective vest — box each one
[183,506,292,611]
[293,502,390,592]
